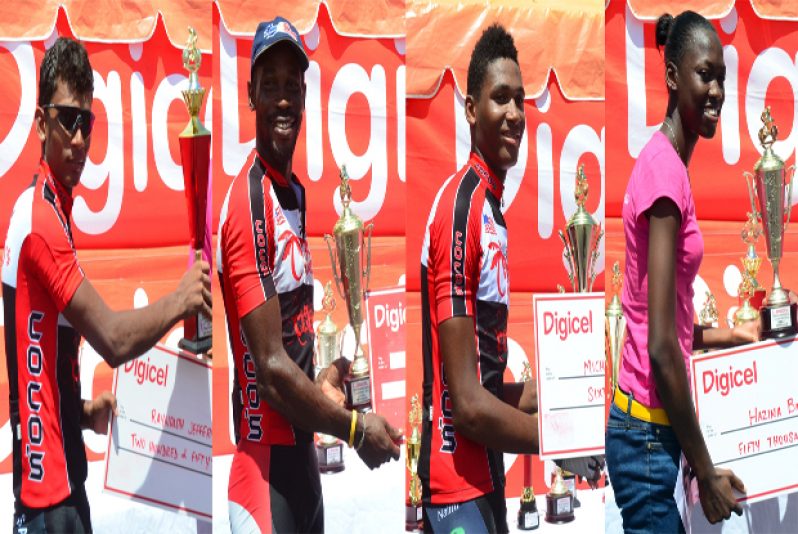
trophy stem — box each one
[769,259,789,307]
[351,326,370,377]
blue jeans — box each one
[606,400,685,534]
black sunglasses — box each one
[42,104,95,139]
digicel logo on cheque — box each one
[703,361,758,397]
[124,357,170,387]
[543,310,593,341]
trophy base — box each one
[405,504,422,532]
[517,500,540,530]
[760,302,798,339]
[344,374,372,412]
[316,440,345,474]
[544,494,574,524]
[178,336,212,356]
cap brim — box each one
[251,37,309,75]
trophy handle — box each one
[743,171,758,219]
[558,230,575,291]
[324,234,345,298]
[785,165,795,233]
[363,222,374,293]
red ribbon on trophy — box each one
[178,27,212,356]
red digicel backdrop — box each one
[405,1,605,500]
[606,0,798,327]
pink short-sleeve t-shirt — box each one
[618,131,704,409]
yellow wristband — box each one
[348,410,357,448]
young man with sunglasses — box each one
[2,37,211,532]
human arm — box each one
[693,321,758,351]
[646,198,745,522]
[242,298,400,468]
[441,316,538,454]
[502,380,537,414]
[62,258,211,368]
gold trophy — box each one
[744,107,798,338]
[178,27,212,356]
[735,209,763,325]
[605,261,625,393]
[545,466,575,524]
[559,164,604,292]
[315,283,345,473]
[405,394,423,532]
[698,291,719,328]
[518,362,540,530]
[325,166,374,412]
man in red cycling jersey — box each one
[218,17,401,533]
[2,37,211,533]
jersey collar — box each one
[254,149,301,189]
[469,152,503,199]
[39,159,74,220]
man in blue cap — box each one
[218,17,402,532]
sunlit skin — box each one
[466,57,525,183]
[248,41,306,179]
[662,29,725,166]
[35,79,92,191]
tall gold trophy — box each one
[315,283,345,473]
[559,164,604,292]
[325,166,374,412]
[178,27,212,356]
[518,362,540,530]
[605,262,625,394]
[405,394,423,532]
[744,107,797,338]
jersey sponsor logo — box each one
[452,230,465,296]
[253,219,270,279]
[239,330,264,442]
[438,363,456,453]
[292,302,314,346]
[279,230,305,282]
[26,311,45,482]
[274,205,287,227]
[488,242,508,297]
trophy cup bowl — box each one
[559,164,603,292]
[545,467,575,524]
[325,166,374,412]
[315,283,345,474]
[177,26,212,356]
[606,261,625,393]
[744,107,798,338]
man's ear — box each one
[665,60,678,92]
[35,106,46,144]
[247,80,254,110]
[465,93,477,128]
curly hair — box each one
[38,37,94,107]
[467,23,519,99]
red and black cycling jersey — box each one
[217,149,314,446]
[419,152,510,505]
[2,160,86,510]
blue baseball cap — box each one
[251,17,309,75]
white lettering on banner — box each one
[537,123,554,238]
[131,71,148,192]
[152,74,186,191]
[305,61,323,181]
[220,25,254,177]
[721,45,740,164]
[542,310,594,341]
[330,63,387,222]
[625,9,798,185]
[0,42,35,177]
[374,301,405,332]
[702,361,758,397]
[746,48,798,162]
[73,70,124,235]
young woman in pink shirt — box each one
[606,11,759,532]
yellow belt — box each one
[613,387,670,426]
